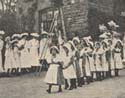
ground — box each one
[0,70,125,98]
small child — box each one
[44,46,64,93]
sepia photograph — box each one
[0,0,125,98]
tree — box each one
[0,0,18,35]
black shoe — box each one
[64,85,69,90]
[58,89,62,93]
[69,86,73,90]
[46,89,51,93]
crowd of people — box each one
[44,20,125,93]
[0,20,124,93]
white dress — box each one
[87,48,96,72]
[30,39,39,67]
[13,46,21,68]
[19,39,31,68]
[62,51,77,79]
[4,43,12,70]
[79,49,84,77]
[0,39,4,72]
[94,48,103,72]
[11,46,20,69]
[114,48,123,69]
[44,55,64,85]
[109,47,115,70]
[84,47,91,76]
[101,50,109,72]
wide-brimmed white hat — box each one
[41,31,48,35]
[0,31,5,35]
[12,34,21,39]
[11,39,18,44]
[108,20,119,28]
[21,33,28,37]
[50,46,59,54]
[31,33,39,37]
[99,24,107,31]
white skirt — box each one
[44,64,64,85]
[114,53,123,69]
[0,52,3,72]
[85,58,91,76]
[20,51,31,68]
[79,59,84,77]
[30,51,39,67]
[95,56,103,72]
[63,64,77,79]
[88,57,96,72]
[4,51,12,69]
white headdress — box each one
[21,33,28,37]
[12,34,21,39]
[0,31,5,35]
[31,33,39,38]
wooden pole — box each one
[59,7,67,41]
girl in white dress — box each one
[44,46,64,93]
[30,33,39,69]
[101,40,109,79]
[18,33,30,73]
[113,40,123,76]
[12,34,22,75]
[10,36,21,76]
[94,42,103,81]
[4,36,12,75]
[62,42,77,90]
[0,31,4,73]
[107,39,115,77]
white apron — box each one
[109,48,115,70]
[88,56,96,72]
[4,44,12,70]
[114,48,123,69]
[95,48,103,72]
[30,39,39,66]
[44,55,64,85]
[63,51,77,79]
[102,51,109,71]
[19,39,30,68]
[12,46,20,68]
[10,47,20,68]
[0,40,4,72]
